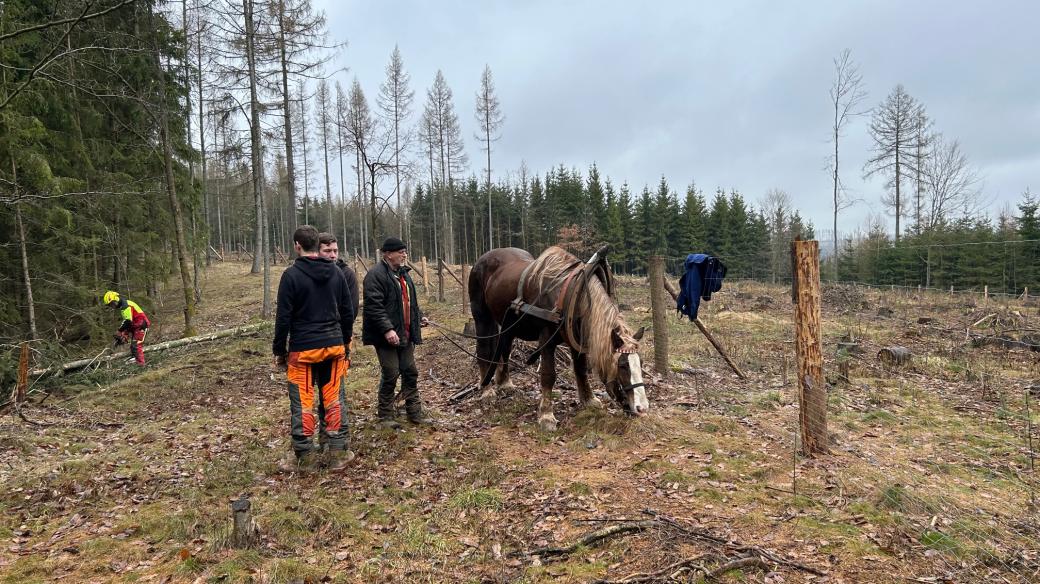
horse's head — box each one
[606,325,648,415]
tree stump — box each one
[877,346,912,366]
[230,496,258,549]
[836,341,863,356]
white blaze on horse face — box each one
[625,353,648,415]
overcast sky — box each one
[316,0,1039,241]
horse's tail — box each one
[470,255,500,388]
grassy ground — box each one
[1,261,1038,582]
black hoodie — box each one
[273,256,355,356]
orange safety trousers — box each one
[286,345,349,454]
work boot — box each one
[296,451,320,473]
[325,449,356,471]
[406,407,435,426]
[377,416,402,430]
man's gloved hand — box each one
[113,332,128,346]
[273,354,288,371]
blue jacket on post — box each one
[676,253,727,320]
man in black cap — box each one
[362,236,431,428]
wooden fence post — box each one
[984,285,989,301]
[421,256,430,300]
[648,256,669,377]
[792,239,828,456]
[437,258,445,302]
[461,264,470,315]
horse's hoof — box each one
[497,380,515,393]
[583,396,603,409]
[480,387,498,401]
[538,416,558,432]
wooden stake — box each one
[437,258,445,302]
[461,264,470,315]
[648,256,669,377]
[439,259,464,287]
[663,278,745,380]
[421,256,430,300]
[792,239,828,456]
[355,252,370,273]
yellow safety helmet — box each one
[103,290,120,305]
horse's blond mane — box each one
[526,246,636,382]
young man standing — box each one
[273,225,356,471]
[318,232,359,339]
[362,237,431,428]
[103,291,150,366]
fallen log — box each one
[29,323,268,378]
[877,346,912,366]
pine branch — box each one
[0,0,137,43]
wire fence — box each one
[643,274,1040,581]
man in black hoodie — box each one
[273,225,356,471]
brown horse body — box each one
[468,246,647,431]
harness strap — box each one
[514,261,536,305]
[555,265,584,313]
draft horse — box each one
[468,245,647,431]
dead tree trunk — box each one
[792,239,828,455]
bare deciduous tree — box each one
[923,134,983,229]
[761,188,793,284]
[828,49,866,264]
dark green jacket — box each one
[362,260,423,346]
